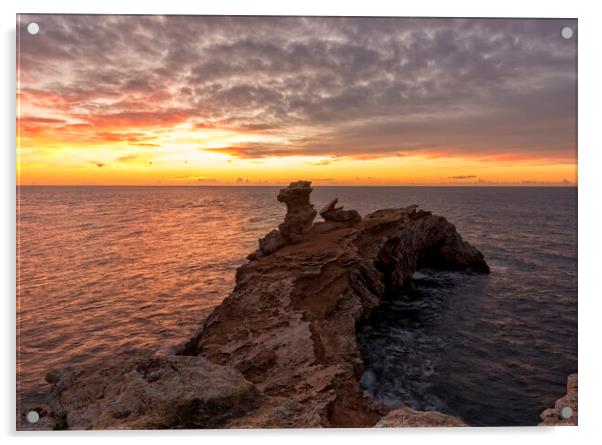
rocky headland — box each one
[25,180,494,429]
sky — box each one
[17,15,577,186]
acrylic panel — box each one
[16,14,577,430]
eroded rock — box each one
[539,373,578,426]
[34,181,490,430]
[181,183,489,427]
[258,229,285,255]
[250,181,318,259]
[41,351,261,430]
[319,198,361,224]
[276,180,317,243]
[375,406,467,427]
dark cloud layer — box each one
[18,15,577,161]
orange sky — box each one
[17,15,577,186]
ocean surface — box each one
[16,186,577,426]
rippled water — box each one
[356,187,577,426]
[17,186,285,404]
[17,186,577,426]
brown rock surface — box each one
[319,198,361,223]
[276,180,317,243]
[181,183,489,427]
[539,373,578,426]
[375,406,467,427]
[249,181,317,259]
[257,229,285,255]
[32,181,489,429]
[38,351,261,430]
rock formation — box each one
[276,180,317,243]
[257,229,285,256]
[539,373,578,426]
[179,181,488,427]
[319,198,361,223]
[31,181,489,429]
[249,180,316,259]
[34,351,261,430]
[375,406,467,427]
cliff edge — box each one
[29,181,490,429]
[178,180,488,427]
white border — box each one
[3,1,601,444]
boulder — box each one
[319,198,361,223]
[40,351,261,430]
[258,229,285,255]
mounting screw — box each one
[559,406,573,419]
[26,410,40,424]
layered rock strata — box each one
[22,351,261,430]
[33,181,490,429]
[179,181,489,427]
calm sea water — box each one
[16,186,577,426]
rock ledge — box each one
[180,181,488,427]
[30,181,490,429]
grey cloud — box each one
[18,15,577,161]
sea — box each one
[16,186,577,426]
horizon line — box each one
[16,183,578,188]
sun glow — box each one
[16,99,577,186]
[16,15,577,187]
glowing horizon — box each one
[17,16,577,186]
